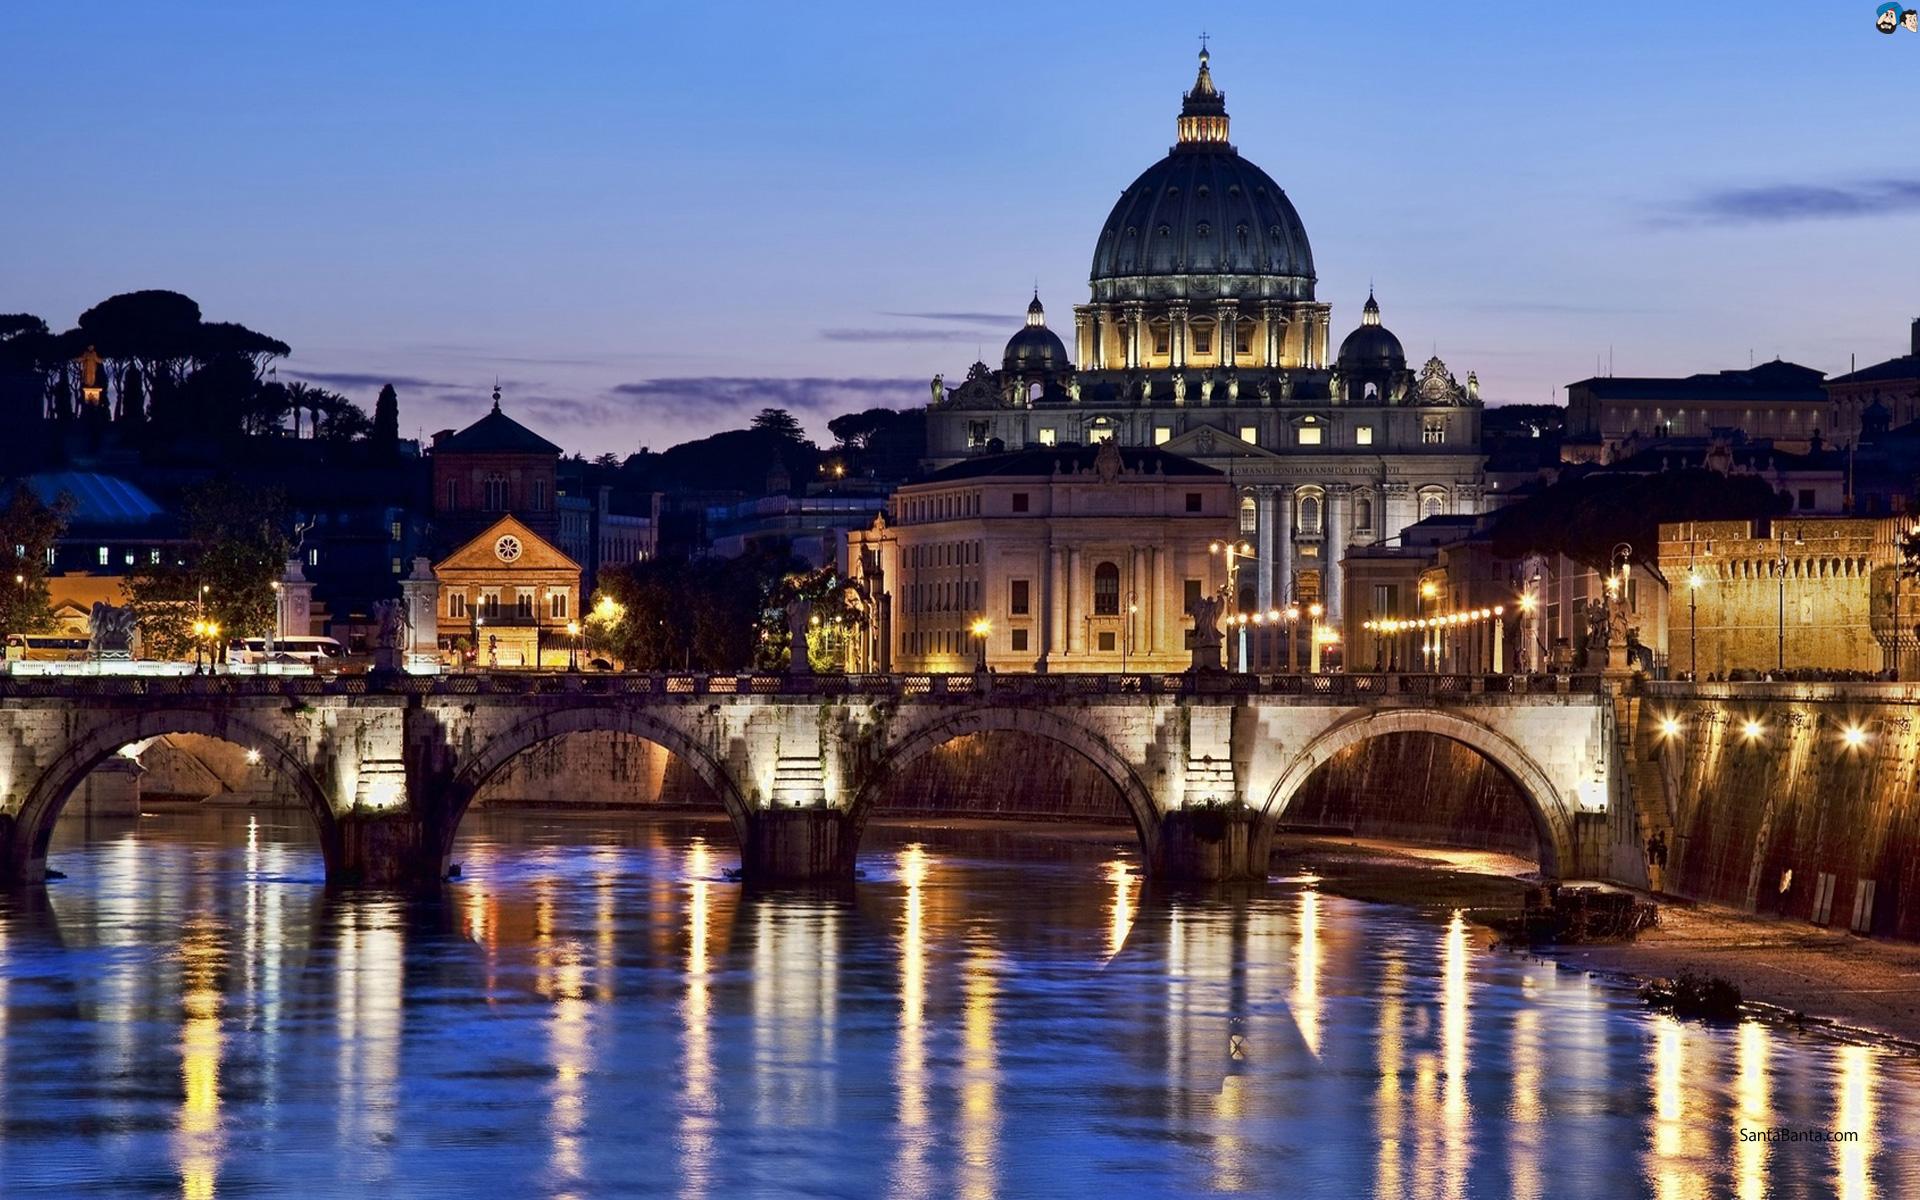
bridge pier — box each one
[741,808,854,885]
[332,812,445,887]
[1152,806,1271,882]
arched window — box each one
[1093,561,1121,616]
[482,474,508,511]
[1239,495,1257,533]
[1420,491,1446,520]
[1299,493,1322,534]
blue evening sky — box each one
[3,2,1916,454]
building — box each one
[1828,318,1920,445]
[921,49,1488,628]
[708,491,888,567]
[1564,359,1830,463]
[558,484,658,592]
[1658,517,1916,679]
[24,472,188,635]
[432,514,581,669]
[842,443,1230,673]
[429,387,561,548]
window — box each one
[307,547,319,567]
[1010,579,1030,615]
[1155,426,1172,445]
[1012,493,1030,514]
[391,557,403,575]
[1185,492,1203,513]
[149,549,161,565]
[1421,492,1445,520]
[1239,426,1258,445]
[1184,579,1203,610]
[390,521,403,542]
[98,546,109,566]
[532,480,547,511]
[483,475,508,510]
[1011,628,1029,652]
[1098,631,1117,652]
[448,593,467,619]
[481,591,501,620]
[1239,496,1257,533]
[1355,496,1374,531]
[1087,426,1114,444]
[1193,325,1213,356]
[515,592,534,619]
[1299,494,1322,533]
[122,551,134,566]
[1356,425,1374,446]
[1038,427,1056,446]
[1371,583,1398,614]
[1798,489,1816,510]
[445,480,459,509]
[1236,323,1251,354]
[1423,417,1446,445]
[549,590,569,619]
[1152,325,1170,356]
[1093,562,1120,615]
[968,420,989,447]
[1297,425,1322,446]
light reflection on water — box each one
[0,809,1914,1198]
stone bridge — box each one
[0,671,1624,887]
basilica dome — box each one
[1337,291,1406,370]
[1087,50,1316,306]
[1003,292,1071,373]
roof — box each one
[25,472,165,526]
[437,403,562,455]
[923,445,1222,482]
[1568,359,1827,402]
[1829,354,1920,386]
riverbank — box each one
[1275,833,1920,1047]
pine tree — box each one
[371,382,399,457]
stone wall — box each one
[874,732,1129,821]
[1635,685,1920,940]
[472,731,716,808]
[1283,731,1540,859]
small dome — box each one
[1337,290,1406,371]
[1004,293,1071,373]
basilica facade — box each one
[923,49,1488,631]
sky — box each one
[3,2,1918,455]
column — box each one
[1066,547,1081,654]
[1144,547,1158,654]
[1046,545,1064,667]
[1124,304,1144,370]
[1262,303,1284,367]
[1255,488,1275,611]
[1169,302,1189,369]
[1276,488,1295,605]
[1215,300,1238,370]
[1325,485,1348,628]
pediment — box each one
[435,515,579,573]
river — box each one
[1,808,1914,1198]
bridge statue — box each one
[1186,594,1225,671]
[88,602,137,660]
[785,596,813,676]
[370,599,409,671]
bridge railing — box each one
[0,669,1607,700]
[1639,678,1920,704]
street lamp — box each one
[1308,601,1325,673]
[567,619,581,671]
[969,616,991,672]
[1123,594,1138,672]
[1209,540,1256,671]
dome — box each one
[1088,50,1315,304]
[1337,291,1406,371]
[1003,292,1071,374]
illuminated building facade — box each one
[924,49,1487,634]
[842,443,1230,673]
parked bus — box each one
[4,634,92,661]
[226,636,346,670]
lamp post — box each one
[1122,594,1137,672]
[1686,567,1702,681]
[1209,539,1256,672]
[567,619,581,671]
[1308,601,1325,673]
[970,616,991,672]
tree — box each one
[315,393,371,443]
[751,407,806,442]
[371,383,400,457]
[0,485,71,634]
[590,547,797,670]
[128,481,290,658]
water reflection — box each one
[0,809,1912,1197]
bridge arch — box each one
[7,708,340,884]
[1259,707,1574,880]
[848,707,1161,864]
[437,705,752,862]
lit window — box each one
[1298,426,1322,446]
[123,552,135,566]
[390,521,403,542]
[1088,426,1114,444]
[1356,426,1374,446]
[1239,426,1258,445]
[1038,428,1056,446]
[1423,417,1446,445]
[98,546,110,566]
[448,593,467,618]
[149,549,161,564]
[1239,496,1257,533]
[391,557,403,575]
[307,548,319,567]
[548,590,569,619]
[1155,426,1172,445]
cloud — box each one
[609,376,927,435]
[281,369,462,391]
[879,311,1015,327]
[818,327,989,343]
[1663,178,1920,226]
